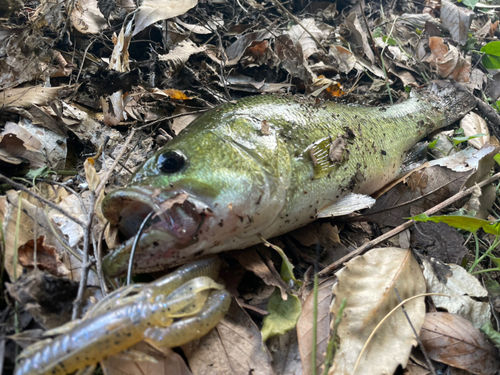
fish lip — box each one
[102,186,211,241]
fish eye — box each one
[158,151,186,173]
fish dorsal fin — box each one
[317,193,376,218]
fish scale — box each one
[101,81,477,275]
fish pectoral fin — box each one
[316,193,376,218]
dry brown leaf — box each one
[171,106,203,135]
[329,45,356,74]
[18,235,69,277]
[5,269,79,329]
[0,86,63,108]
[269,330,302,375]
[427,37,470,82]
[182,299,273,375]
[364,165,470,227]
[275,34,312,84]
[289,222,340,248]
[226,29,271,66]
[1,191,65,280]
[342,13,375,64]
[297,277,336,375]
[329,248,426,375]
[102,342,192,375]
[287,18,325,60]
[420,312,500,374]
[441,0,474,46]
[232,248,289,299]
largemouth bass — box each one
[102,81,476,276]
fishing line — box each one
[127,211,154,285]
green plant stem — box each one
[471,267,500,275]
[322,298,346,375]
[469,234,500,274]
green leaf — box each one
[481,41,500,56]
[260,237,298,284]
[25,166,51,181]
[461,0,478,9]
[490,257,500,268]
[372,28,382,38]
[382,35,397,46]
[480,321,500,347]
[411,214,500,235]
[494,153,500,166]
[482,54,500,70]
[463,36,477,50]
[428,139,438,149]
[452,133,487,146]
[261,289,302,341]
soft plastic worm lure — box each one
[15,257,231,375]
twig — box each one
[95,128,136,197]
[96,224,109,296]
[72,192,95,319]
[319,171,500,276]
[271,0,328,54]
[0,172,87,228]
[394,287,436,375]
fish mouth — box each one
[102,187,212,242]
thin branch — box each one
[95,128,136,197]
[394,287,437,375]
[72,192,95,319]
[319,171,500,276]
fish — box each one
[101,81,477,276]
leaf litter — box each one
[2,0,500,374]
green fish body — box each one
[102,81,476,276]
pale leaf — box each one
[0,86,63,108]
[288,19,324,60]
[329,248,426,375]
[134,0,198,36]
[441,0,474,46]
[70,0,108,34]
[423,261,490,328]
[460,112,490,149]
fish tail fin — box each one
[412,80,477,128]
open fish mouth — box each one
[102,187,212,242]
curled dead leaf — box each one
[18,236,69,277]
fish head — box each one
[102,112,291,275]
